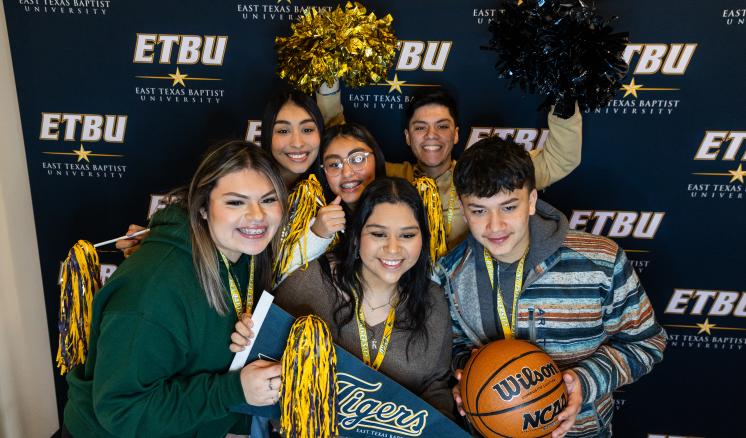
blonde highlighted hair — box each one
[185,140,287,315]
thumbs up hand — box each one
[310,196,346,239]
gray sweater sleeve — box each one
[273,260,333,320]
[416,283,456,419]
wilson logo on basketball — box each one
[461,340,567,437]
[492,362,560,402]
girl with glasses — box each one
[273,123,388,283]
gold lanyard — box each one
[353,290,397,370]
[219,253,255,317]
[483,245,529,339]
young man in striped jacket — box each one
[436,137,666,437]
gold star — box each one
[696,318,717,335]
[621,78,644,98]
[168,67,188,87]
[386,74,407,94]
[72,144,92,162]
[728,164,746,183]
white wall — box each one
[0,2,60,437]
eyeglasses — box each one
[321,151,371,175]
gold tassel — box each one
[56,240,101,375]
[274,174,326,282]
[280,315,338,438]
[413,176,448,261]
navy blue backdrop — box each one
[3,0,745,436]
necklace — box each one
[353,289,398,370]
[363,294,393,311]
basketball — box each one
[460,339,568,438]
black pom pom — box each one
[483,0,629,118]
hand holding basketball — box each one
[551,371,583,438]
[452,369,466,416]
[452,348,479,417]
[459,339,568,438]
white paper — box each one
[229,291,274,371]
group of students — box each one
[62,84,665,438]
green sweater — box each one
[64,205,250,437]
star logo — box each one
[696,318,717,335]
[621,78,644,98]
[728,164,746,183]
[73,144,92,162]
[43,145,124,162]
[136,69,221,88]
[385,74,406,94]
[693,163,746,184]
[168,67,188,87]
[619,77,680,98]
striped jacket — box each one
[434,214,666,437]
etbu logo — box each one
[466,127,549,150]
[665,289,746,317]
[39,113,127,143]
[622,44,697,75]
[569,211,665,239]
[245,120,262,145]
[694,131,746,161]
[133,34,227,65]
[395,41,452,72]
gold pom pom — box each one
[56,240,101,374]
[274,174,326,283]
[280,315,338,438]
[413,176,448,261]
[275,1,397,94]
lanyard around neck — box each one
[483,245,529,339]
[353,289,397,371]
[219,253,255,317]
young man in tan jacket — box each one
[316,84,582,249]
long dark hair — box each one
[317,122,387,207]
[260,87,326,183]
[320,177,432,356]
